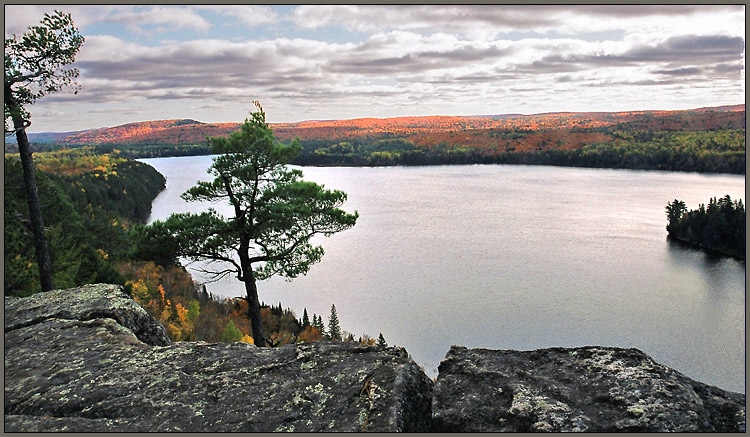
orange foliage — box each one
[62,119,239,146]
[298,326,324,343]
[117,260,200,341]
[51,105,744,148]
[410,129,612,152]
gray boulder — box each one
[7,284,744,432]
[432,345,745,432]
[4,283,170,346]
[4,285,433,432]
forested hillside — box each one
[7,104,745,173]
[4,149,165,295]
[4,148,382,346]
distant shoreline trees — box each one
[666,195,745,259]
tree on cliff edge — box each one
[5,11,84,292]
[144,102,358,346]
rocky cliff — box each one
[5,284,745,432]
[433,346,745,432]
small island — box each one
[666,195,746,260]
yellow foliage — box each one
[127,279,150,305]
[240,334,254,344]
[165,322,181,340]
[175,302,189,324]
[160,307,172,324]
[32,148,126,176]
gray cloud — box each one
[572,5,741,18]
[290,5,743,36]
[654,67,703,76]
[712,62,744,74]
[331,42,513,76]
[511,35,744,76]
[621,35,744,64]
[20,5,744,131]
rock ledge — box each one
[5,284,745,432]
[4,284,433,432]
[432,345,745,432]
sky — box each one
[4,4,746,133]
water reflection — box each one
[141,157,745,393]
[666,238,745,296]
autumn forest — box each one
[8,104,745,174]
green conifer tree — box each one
[142,102,357,346]
[302,308,310,327]
[377,333,387,347]
[318,315,325,333]
[328,304,342,341]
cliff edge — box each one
[433,345,745,432]
[4,284,433,432]
[4,284,745,432]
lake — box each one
[140,155,745,393]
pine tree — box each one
[143,102,357,346]
[377,333,387,347]
[328,304,341,341]
[302,308,310,327]
[5,11,85,292]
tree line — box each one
[14,124,744,175]
[117,259,388,347]
[290,127,745,173]
[666,195,745,259]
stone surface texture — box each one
[6,284,745,432]
[4,284,433,432]
[4,283,170,346]
[432,345,746,432]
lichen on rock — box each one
[4,284,433,432]
[432,345,746,432]
[5,285,744,432]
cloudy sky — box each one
[5,5,746,133]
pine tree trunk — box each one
[11,108,54,292]
[244,274,267,347]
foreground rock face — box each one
[5,284,170,346]
[6,284,744,432]
[433,346,746,432]
[4,284,433,432]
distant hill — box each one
[20,104,744,147]
[9,130,87,144]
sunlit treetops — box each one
[6,146,127,176]
[43,105,745,147]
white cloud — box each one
[108,6,212,35]
[288,5,744,40]
[9,5,744,131]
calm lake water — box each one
[140,156,745,393]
